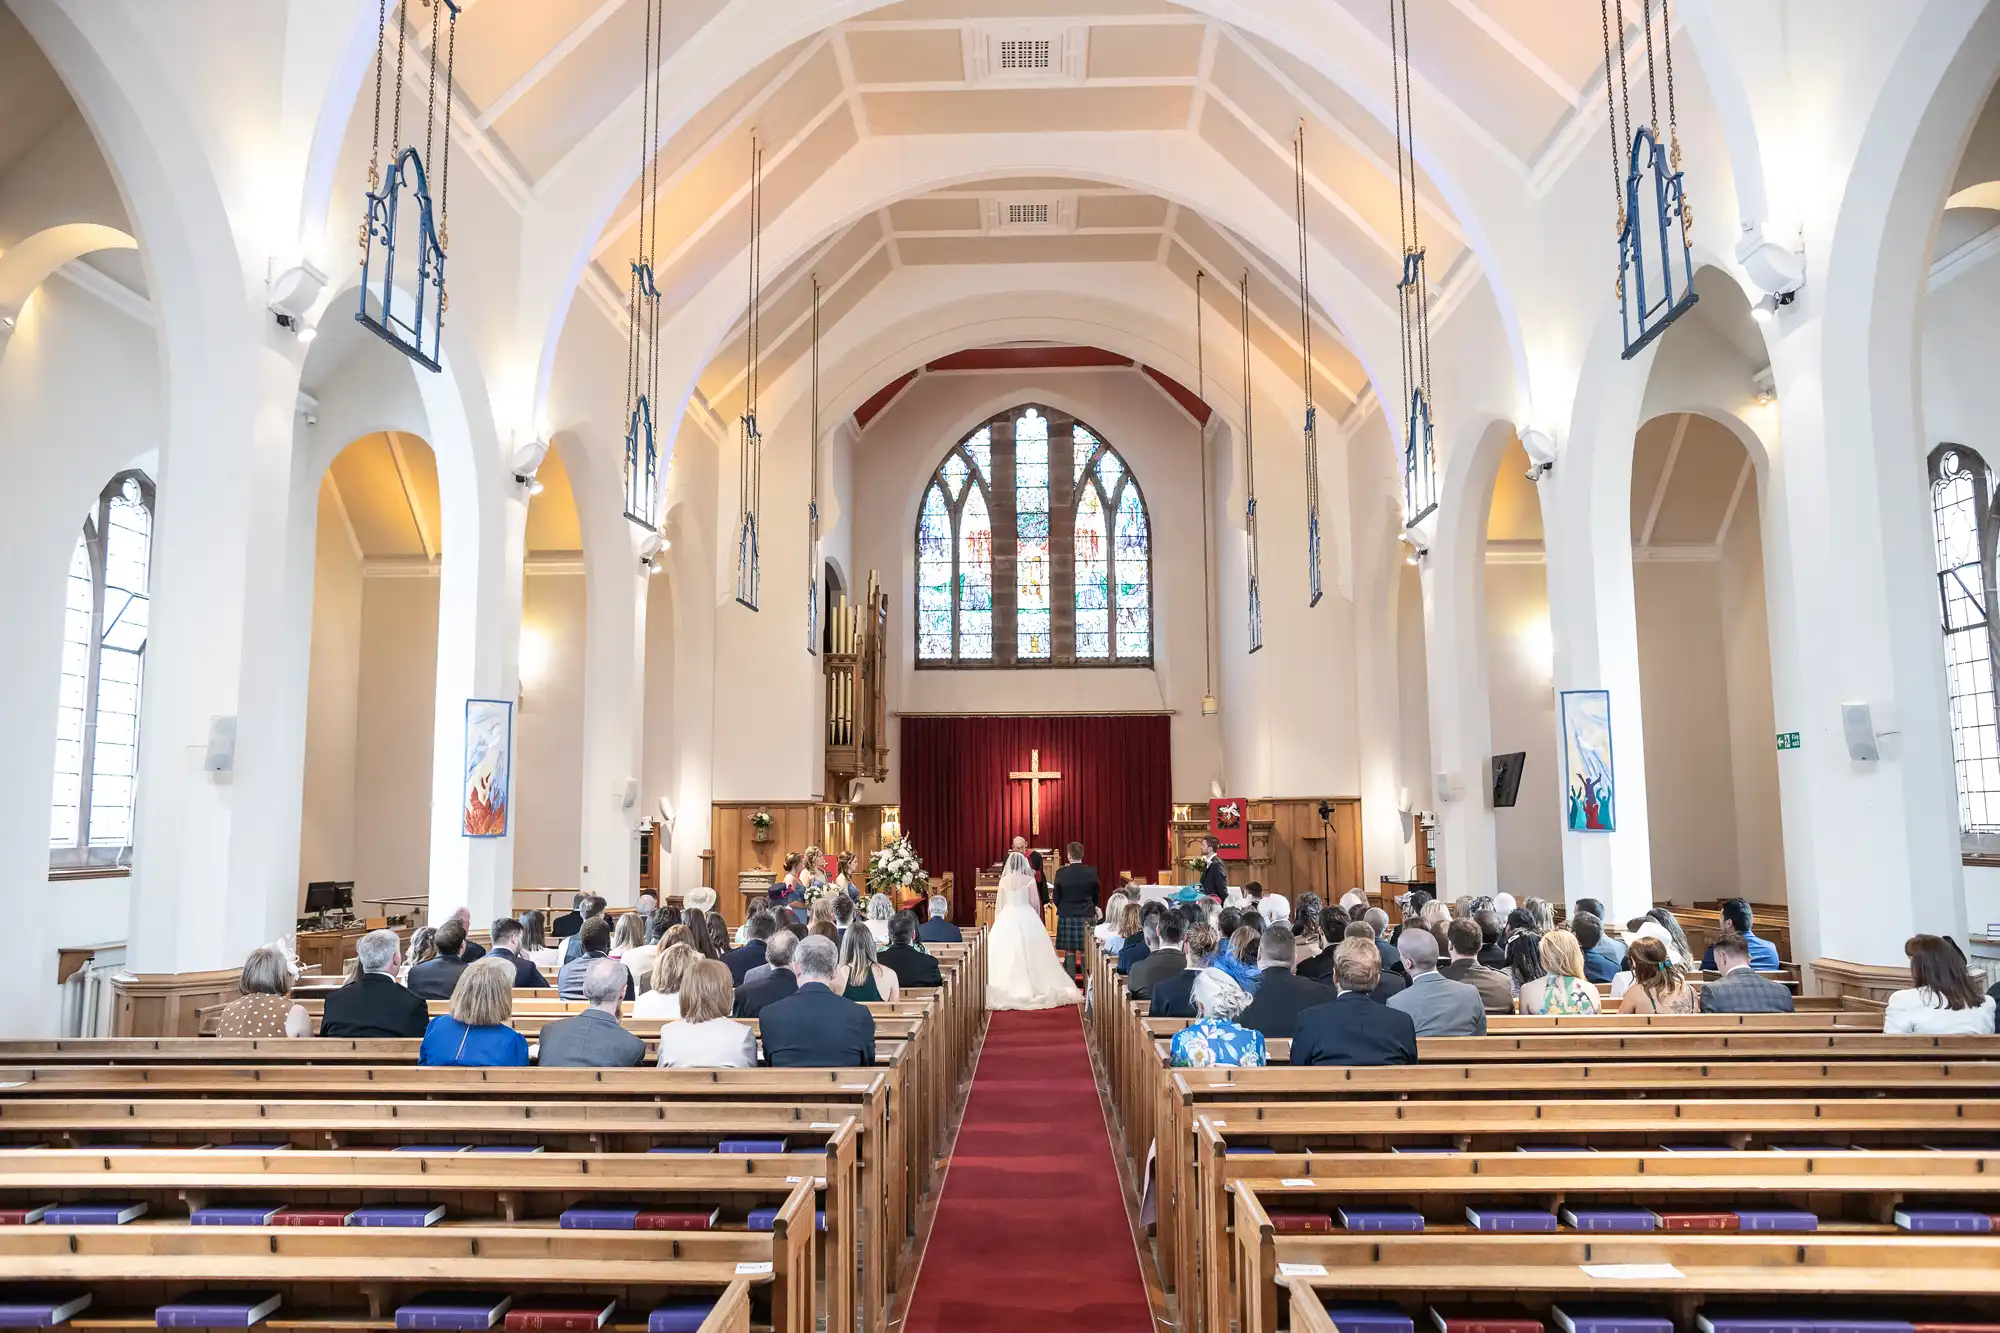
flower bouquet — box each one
[867,837,930,911]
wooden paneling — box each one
[111,969,242,1037]
[1810,957,1908,1006]
[1162,798,1362,901]
[1262,798,1363,904]
[706,803,906,924]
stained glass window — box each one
[917,484,954,660]
[1930,445,2000,833]
[1075,483,1110,659]
[914,405,1149,667]
[964,427,992,485]
[1114,483,1151,660]
[959,486,993,660]
[1016,409,1052,659]
[50,471,154,869]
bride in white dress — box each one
[985,851,1083,1011]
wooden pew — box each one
[0,1069,899,1333]
[1275,1235,1995,1333]
[0,1152,828,1333]
[1214,1145,2000,1333]
[0,1102,882,1333]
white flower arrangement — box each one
[798,877,837,905]
[867,837,929,896]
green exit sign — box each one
[1776,732,1801,750]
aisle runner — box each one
[900,1008,1153,1333]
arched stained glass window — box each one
[1930,444,2000,835]
[51,471,155,870]
[915,404,1151,667]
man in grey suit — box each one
[536,959,646,1067]
[1386,928,1487,1036]
[1439,919,1515,1014]
[1700,934,1796,1013]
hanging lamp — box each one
[355,0,459,373]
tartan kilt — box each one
[1055,915,1091,953]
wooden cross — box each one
[1008,747,1062,836]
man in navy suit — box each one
[1197,835,1230,901]
[486,917,548,988]
[1288,938,1419,1067]
[757,936,876,1067]
[1148,924,1219,1018]
[917,896,963,944]
[722,911,777,985]
[733,930,799,1018]
[1239,926,1335,1040]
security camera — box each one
[305,412,318,426]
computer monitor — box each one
[304,881,354,914]
[1491,752,1527,809]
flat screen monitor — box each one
[1491,752,1527,809]
[305,881,354,913]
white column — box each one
[1757,319,1965,964]
[1543,358,1656,924]
[580,531,650,907]
[421,376,524,929]
[128,339,314,975]
[1418,526,1499,904]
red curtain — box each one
[899,714,1172,920]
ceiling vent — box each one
[964,23,1086,87]
[985,193,1076,235]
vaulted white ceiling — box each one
[342,2,1666,430]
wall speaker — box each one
[1841,702,1880,762]
[617,777,639,810]
[204,716,237,774]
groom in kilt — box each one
[1051,842,1102,978]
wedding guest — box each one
[557,917,635,1002]
[1571,912,1620,984]
[1517,928,1601,1015]
[1170,969,1267,1068]
[212,945,311,1038]
[1095,892,1132,950]
[864,893,896,945]
[559,895,608,966]
[1439,918,1513,1014]
[1617,936,1697,1014]
[620,910,671,994]
[609,910,646,962]
[1149,923,1219,1018]
[320,929,429,1039]
[759,936,875,1068]
[734,930,800,1018]
[1113,902,1148,973]
[1288,939,1419,1067]
[536,959,647,1067]
[1699,898,1782,972]
[407,919,474,1001]
[418,958,529,1067]
[879,912,943,989]
[655,959,758,1069]
[634,940,697,1020]
[833,926,900,1003]
[919,896,963,944]
[1700,931,1795,1013]
[723,911,778,986]
[487,917,549,989]
[1884,934,1997,1035]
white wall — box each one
[514,570,586,888]
[352,576,438,911]
[1634,559,1745,903]
[1483,559,1560,898]
[297,482,362,907]
[847,366,1228,805]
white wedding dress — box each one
[985,854,1082,1011]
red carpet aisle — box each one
[900,1008,1154,1333]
